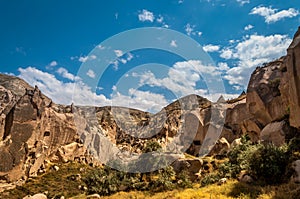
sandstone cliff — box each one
[1,27,300,186]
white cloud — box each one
[86,69,96,79]
[170,40,178,47]
[111,52,134,70]
[18,67,105,106]
[185,23,195,36]
[79,55,97,63]
[97,45,106,50]
[17,66,168,112]
[49,61,58,67]
[221,34,291,86]
[156,15,164,23]
[220,48,234,59]
[217,62,229,71]
[203,44,220,52]
[244,24,254,31]
[132,60,220,97]
[162,24,170,28]
[79,56,88,63]
[138,9,154,22]
[250,6,299,23]
[56,67,80,81]
[114,50,124,57]
[236,0,249,6]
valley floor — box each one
[72,180,300,199]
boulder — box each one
[291,160,300,183]
[171,158,203,181]
[208,137,230,156]
[260,121,287,146]
[23,193,47,199]
[230,138,242,148]
[246,58,287,126]
[285,27,300,129]
[87,194,101,199]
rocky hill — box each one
[0,27,300,194]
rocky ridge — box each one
[0,27,300,191]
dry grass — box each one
[69,180,300,199]
[2,162,300,199]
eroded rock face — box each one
[246,58,288,126]
[0,76,85,182]
[1,26,300,184]
[285,27,300,129]
[292,160,300,183]
[260,121,287,146]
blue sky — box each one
[0,0,299,112]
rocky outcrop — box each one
[246,57,287,126]
[291,160,300,183]
[0,75,88,183]
[285,27,300,129]
[1,27,300,185]
[260,121,287,146]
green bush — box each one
[142,140,162,153]
[176,170,193,189]
[83,167,120,195]
[218,135,290,185]
[150,166,176,192]
[200,173,221,187]
[248,144,288,184]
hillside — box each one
[0,27,300,198]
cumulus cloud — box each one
[244,24,254,31]
[56,67,80,81]
[138,9,155,22]
[112,89,168,113]
[132,60,221,97]
[17,66,169,112]
[236,0,250,6]
[49,61,58,67]
[156,15,164,23]
[250,6,299,23]
[111,52,134,70]
[78,55,97,63]
[114,50,124,57]
[86,69,96,79]
[217,62,230,71]
[221,34,291,86]
[185,23,195,36]
[203,44,220,52]
[170,40,178,47]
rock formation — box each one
[0,27,300,186]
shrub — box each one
[225,135,256,178]
[176,170,193,189]
[149,166,176,192]
[247,144,288,184]
[142,140,162,153]
[200,173,221,187]
[83,167,120,195]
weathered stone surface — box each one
[0,76,86,182]
[1,26,300,184]
[246,58,287,126]
[230,138,242,148]
[86,194,101,199]
[285,27,300,129]
[23,193,47,199]
[292,160,300,183]
[208,137,230,156]
[260,121,287,146]
[171,158,203,181]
